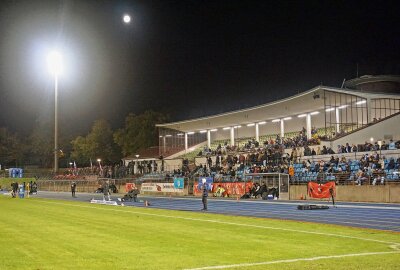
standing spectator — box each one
[201,179,208,211]
[71,181,77,198]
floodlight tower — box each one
[47,51,62,173]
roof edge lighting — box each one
[272,119,281,123]
[355,100,366,105]
[222,127,231,130]
[247,123,255,127]
[210,129,218,132]
[310,111,319,115]
[187,131,195,135]
[297,114,307,118]
[325,108,335,112]
[258,121,266,125]
[283,117,292,121]
[177,133,184,136]
[199,130,207,133]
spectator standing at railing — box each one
[388,139,396,150]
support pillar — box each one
[184,133,188,152]
[367,98,372,124]
[280,120,284,138]
[335,108,340,133]
[163,136,166,155]
[306,114,312,139]
[207,130,211,149]
[230,127,235,146]
[255,123,260,142]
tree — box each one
[0,127,26,167]
[114,110,169,157]
[71,119,121,165]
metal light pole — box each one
[47,51,62,173]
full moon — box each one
[123,14,131,23]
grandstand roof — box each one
[157,85,400,133]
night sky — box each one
[0,0,399,136]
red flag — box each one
[307,181,335,199]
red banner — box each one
[307,181,336,199]
[125,183,136,192]
[194,182,254,197]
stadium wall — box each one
[289,185,400,203]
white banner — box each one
[141,182,184,193]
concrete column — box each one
[367,98,372,124]
[230,127,235,146]
[280,120,284,138]
[184,133,188,151]
[306,114,312,139]
[207,130,211,148]
[335,108,340,133]
[255,123,260,142]
[163,136,166,154]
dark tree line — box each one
[0,110,168,168]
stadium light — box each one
[258,121,266,125]
[187,131,195,135]
[272,119,280,123]
[247,123,255,127]
[199,130,207,133]
[165,134,172,137]
[47,50,63,173]
[338,105,348,109]
[159,135,163,138]
[177,133,184,136]
[210,129,218,132]
[223,127,231,130]
[325,108,335,112]
[355,100,366,105]
[234,125,241,128]
[297,114,307,118]
[283,117,292,121]
[310,111,320,115]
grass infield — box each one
[0,196,399,270]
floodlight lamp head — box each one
[47,51,62,75]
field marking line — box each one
[183,250,400,270]
[34,199,400,246]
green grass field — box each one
[0,196,399,270]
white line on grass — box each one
[183,250,400,270]
[34,199,400,246]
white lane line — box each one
[183,251,400,270]
[34,199,400,246]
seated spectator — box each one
[388,139,396,150]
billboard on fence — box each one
[193,181,254,196]
[173,178,184,189]
[141,182,184,193]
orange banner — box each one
[307,181,335,199]
[194,182,254,197]
[125,183,136,192]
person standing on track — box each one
[71,181,77,198]
[201,179,208,211]
[103,180,111,201]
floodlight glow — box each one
[338,105,348,109]
[234,125,241,128]
[165,134,172,137]
[177,133,184,136]
[310,111,320,115]
[247,123,255,127]
[297,114,307,118]
[258,121,266,125]
[47,51,62,75]
[283,117,292,121]
[199,130,207,133]
[370,137,374,142]
[187,131,195,135]
[355,100,366,105]
[223,127,231,130]
[97,159,101,162]
[325,108,335,112]
[123,14,131,23]
[159,136,163,138]
[272,119,281,123]
[210,129,218,132]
